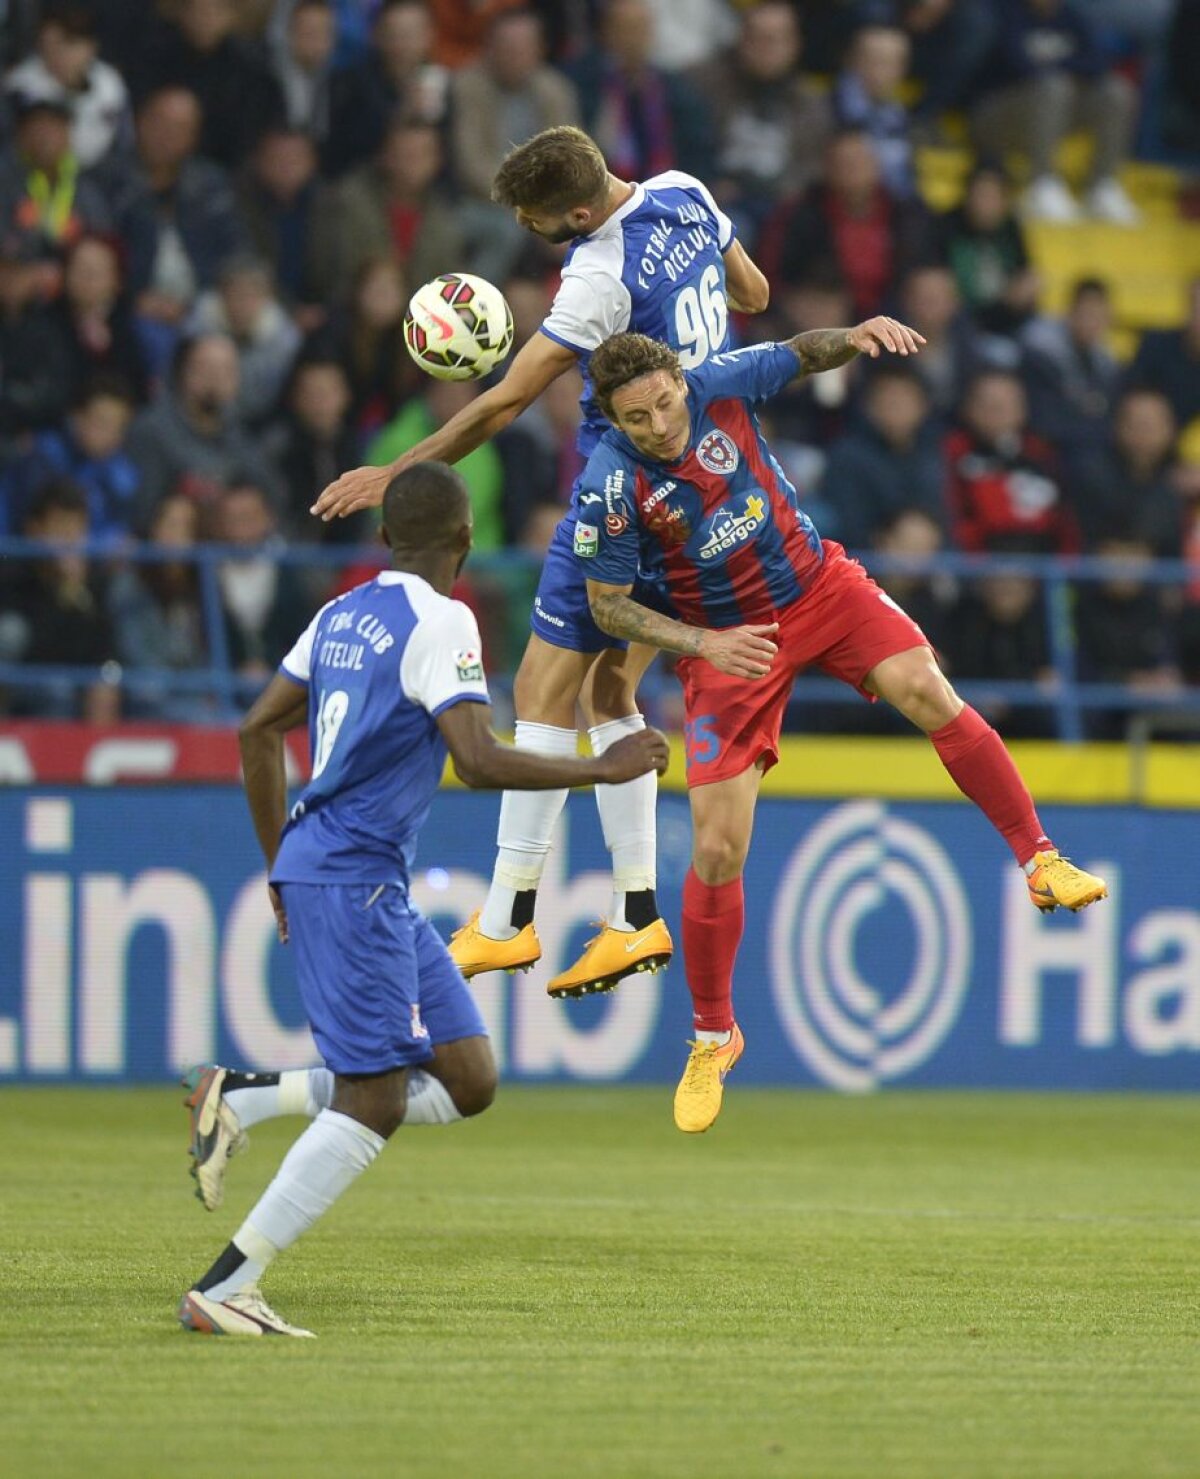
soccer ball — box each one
[404,272,514,381]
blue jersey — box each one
[539,171,736,476]
[271,571,490,888]
[576,343,826,629]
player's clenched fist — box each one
[847,317,926,358]
[698,623,779,679]
[598,728,671,782]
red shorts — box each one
[676,542,929,787]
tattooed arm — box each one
[586,580,779,680]
[785,317,926,376]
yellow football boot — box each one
[673,1023,745,1134]
[448,909,541,978]
[546,917,674,999]
[1025,850,1108,913]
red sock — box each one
[681,869,743,1032]
[930,705,1051,866]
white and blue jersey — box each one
[269,570,490,1075]
[531,170,738,653]
[273,570,489,889]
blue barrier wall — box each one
[1,786,1197,1089]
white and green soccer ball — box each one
[403,272,515,381]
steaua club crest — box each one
[697,429,739,475]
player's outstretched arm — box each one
[437,700,669,789]
[586,579,778,679]
[311,333,579,522]
[786,317,926,375]
[239,672,310,942]
[722,239,770,315]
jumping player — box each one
[178,461,667,1336]
[311,125,769,1000]
[576,330,1108,1135]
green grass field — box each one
[2,1087,1199,1479]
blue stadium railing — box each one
[1,537,1198,741]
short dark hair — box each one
[382,461,470,549]
[71,372,136,412]
[491,126,608,213]
[1071,277,1109,305]
[589,333,682,420]
[25,477,88,527]
[39,2,95,39]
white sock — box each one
[589,716,658,929]
[204,1109,384,1300]
[479,721,578,939]
[403,1071,462,1125]
[223,1067,333,1129]
[696,1029,732,1047]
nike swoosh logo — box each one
[422,307,456,342]
[624,928,660,953]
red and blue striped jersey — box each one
[576,343,824,628]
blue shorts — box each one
[281,883,487,1076]
[531,511,671,653]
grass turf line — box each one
[1,1087,1198,1479]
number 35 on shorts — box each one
[684,714,721,765]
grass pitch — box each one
[2,1087,1198,1479]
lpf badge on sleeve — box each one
[574,522,599,557]
[454,648,484,681]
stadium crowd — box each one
[0,0,1198,737]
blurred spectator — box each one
[1163,0,1200,156]
[0,256,76,433]
[449,10,579,282]
[819,365,946,548]
[108,492,212,720]
[942,538,1056,738]
[764,269,858,445]
[693,2,831,248]
[115,87,248,356]
[1069,389,1183,557]
[135,0,284,170]
[4,2,132,169]
[936,162,1039,337]
[767,130,929,320]
[313,254,412,437]
[0,478,120,721]
[1075,533,1181,735]
[1128,280,1200,433]
[1,374,140,546]
[871,506,952,654]
[334,120,467,299]
[237,127,342,323]
[971,0,1140,225]
[263,356,371,542]
[641,0,737,73]
[325,0,449,177]
[900,0,997,125]
[126,332,282,525]
[427,0,527,69]
[268,0,381,73]
[495,365,584,543]
[366,379,506,550]
[214,481,312,680]
[898,264,989,419]
[566,0,711,182]
[188,254,302,426]
[833,25,914,199]
[1022,278,1120,466]
[0,94,112,277]
[271,0,336,143]
[944,369,1078,553]
[42,233,151,406]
